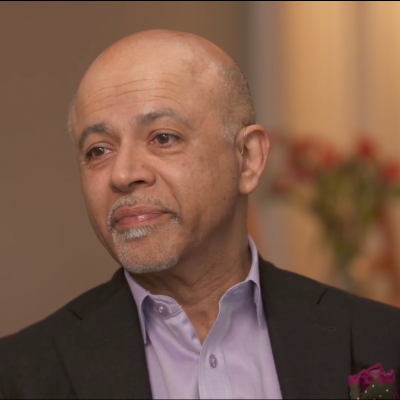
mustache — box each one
[107,195,180,231]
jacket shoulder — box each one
[0,269,126,398]
[0,268,125,344]
[260,259,400,369]
[260,258,400,319]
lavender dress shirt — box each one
[125,237,282,399]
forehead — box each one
[73,52,219,132]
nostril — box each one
[135,180,146,184]
[128,180,147,187]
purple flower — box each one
[349,364,398,399]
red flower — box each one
[271,180,291,195]
[289,138,322,181]
[271,171,295,195]
[382,162,400,185]
[357,137,377,160]
[322,147,341,170]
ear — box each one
[238,125,270,195]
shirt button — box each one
[209,354,218,368]
[157,305,167,315]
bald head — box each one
[68,30,269,278]
[69,30,255,143]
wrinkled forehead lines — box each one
[78,77,183,115]
[73,66,219,128]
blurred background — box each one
[1,1,400,337]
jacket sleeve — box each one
[0,384,5,400]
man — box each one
[1,29,400,400]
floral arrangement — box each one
[267,135,400,285]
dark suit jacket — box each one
[1,258,400,399]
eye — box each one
[152,133,179,147]
[86,147,111,160]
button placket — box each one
[209,354,218,368]
[198,301,233,399]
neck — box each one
[133,232,252,343]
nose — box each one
[110,144,156,192]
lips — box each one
[113,207,167,227]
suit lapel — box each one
[55,270,152,400]
[259,258,352,399]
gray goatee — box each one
[107,195,181,274]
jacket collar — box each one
[55,269,153,399]
[259,257,352,399]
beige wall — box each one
[249,1,400,284]
[0,1,248,337]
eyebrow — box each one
[78,123,111,152]
[78,108,194,153]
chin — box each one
[122,257,179,274]
[111,227,180,274]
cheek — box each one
[197,148,238,189]
[164,150,238,220]
[80,171,110,230]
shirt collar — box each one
[247,235,264,326]
[124,235,263,344]
[124,268,150,343]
